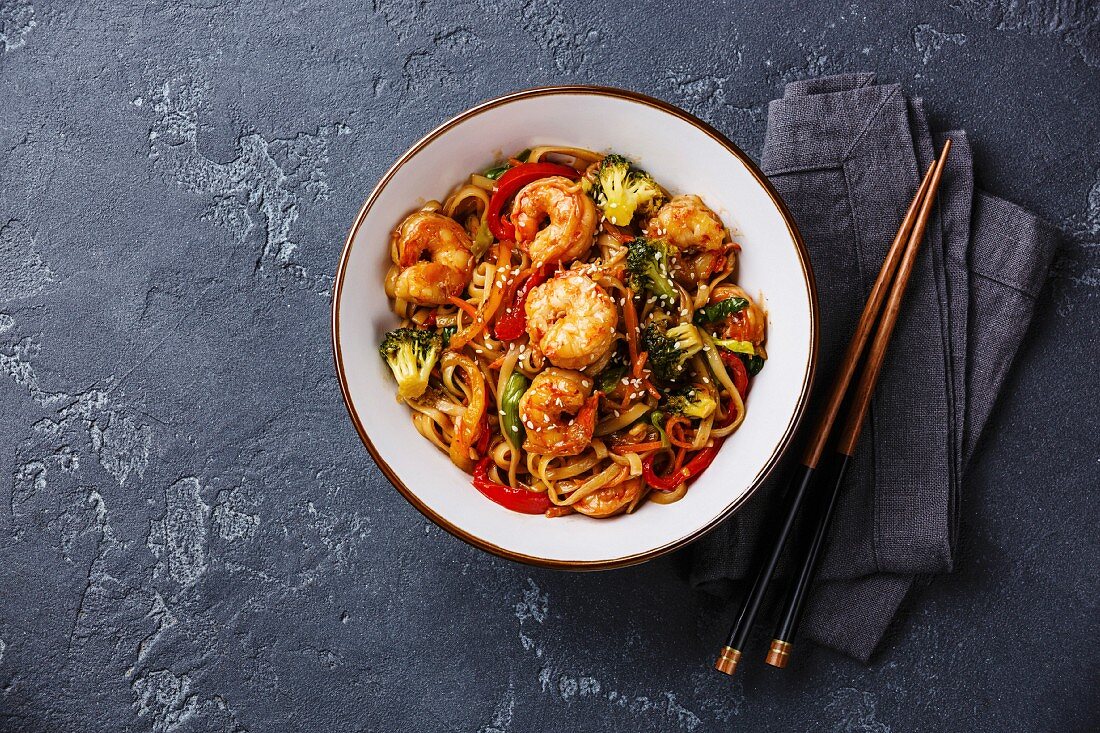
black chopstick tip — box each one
[764,639,792,669]
[714,646,741,676]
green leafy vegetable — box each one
[650,410,669,448]
[693,297,748,324]
[472,219,494,258]
[712,338,754,355]
[739,353,765,376]
[596,353,627,394]
[484,149,532,180]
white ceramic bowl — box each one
[333,86,818,569]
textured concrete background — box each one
[0,1,1097,731]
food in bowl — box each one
[379,145,768,518]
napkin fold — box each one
[687,74,1059,661]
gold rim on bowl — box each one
[331,84,820,571]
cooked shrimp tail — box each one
[511,176,598,267]
[391,211,475,306]
[525,271,618,371]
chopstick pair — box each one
[714,140,953,676]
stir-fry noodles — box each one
[380,147,767,518]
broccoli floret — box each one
[626,236,677,301]
[588,154,666,226]
[379,327,442,400]
[640,322,703,382]
[664,386,717,419]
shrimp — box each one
[710,284,766,345]
[649,194,726,251]
[648,195,729,283]
[525,271,618,371]
[391,211,474,306]
[518,367,599,457]
[511,176,598,267]
[573,476,644,518]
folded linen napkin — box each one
[687,74,1059,662]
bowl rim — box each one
[331,84,819,571]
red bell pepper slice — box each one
[493,265,549,341]
[642,445,721,492]
[487,162,581,241]
[718,349,750,399]
[472,457,552,514]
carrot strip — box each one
[632,350,648,379]
[448,296,478,318]
[667,416,695,449]
[605,391,632,412]
[672,445,687,474]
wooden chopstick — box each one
[714,140,952,677]
[764,139,952,668]
[798,159,940,469]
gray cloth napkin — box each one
[686,74,1059,662]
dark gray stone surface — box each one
[0,1,1096,731]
